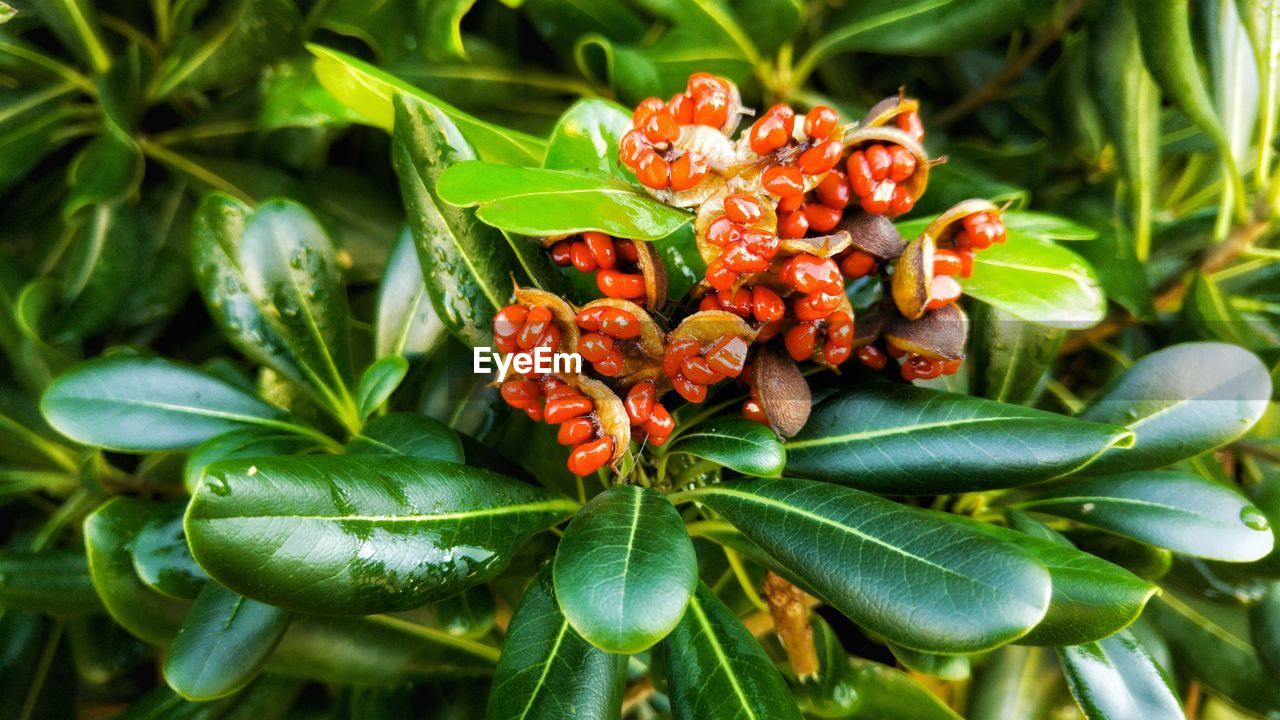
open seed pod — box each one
[751,345,811,437]
[576,297,666,385]
[852,306,886,350]
[669,310,758,347]
[777,229,854,258]
[632,239,669,309]
[639,125,736,208]
[811,295,856,370]
[861,91,921,130]
[890,235,936,321]
[919,198,1002,249]
[514,286,580,352]
[566,374,632,464]
[838,211,905,262]
[842,126,931,204]
[885,302,968,361]
[694,192,778,266]
[730,121,848,198]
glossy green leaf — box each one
[959,232,1107,328]
[63,127,143,219]
[1184,273,1270,349]
[0,86,80,196]
[55,202,141,340]
[309,44,546,166]
[41,356,301,452]
[164,582,290,700]
[347,413,465,464]
[433,585,497,640]
[1001,211,1098,242]
[1250,580,1280,681]
[667,417,785,477]
[392,93,528,348]
[184,428,319,494]
[1011,471,1275,562]
[676,478,1051,653]
[968,303,1064,406]
[786,383,1133,494]
[186,455,578,614]
[375,228,445,359]
[438,161,692,241]
[424,0,476,61]
[553,485,696,653]
[543,98,630,176]
[0,549,102,616]
[156,0,301,96]
[487,566,626,720]
[1057,630,1182,720]
[131,503,210,599]
[575,31,753,106]
[1077,342,1272,473]
[886,642,971,681]
[355,355,408,420]
[785,614,863,717]
[664,581,802,720]
[83,498,191,644]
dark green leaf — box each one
[63,128,143,219]
[542,98,631,176]
[424,0,476,61]
[1001,211,1098,242]
[676,478,1051,652]
[437,161,692,241]
[131,503,210,599]
[164,582,290,700]
[184,428,320,494]
[375,228,445,359]
[966,645,1065,720]
[0,549,102,616]
[356,355,408,420]
[664,581,802,719]
[0,86,80,195]
[1250,581,1280,682]
[1183,273,1270,349]
[1058,631,1183,720]
[487,566,626,720]
[667,417,785,477]
[1070,211,1154,318]
[886,642,972,681]
[392,94,528,348]
[843,657,965,719]
[1077,342,1272,473]
[732,0,804,55]
[1011,471,1275,562]
[575,31,753,105]
[186,455,578,614]
[41,356,301,451]
[55,202,140,340]
[25,0,110,72]
[156,0,301,96]
[968,303,1064,406]
[347,413,465,464]
[786,383,1133,494]
[553,485,696,653]
[784,614,864,717]
[959,232,1107,328]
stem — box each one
[724,547,769,612]
[29,489,94,552]
[17,621,64,720]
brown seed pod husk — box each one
[694,193,778,266]
[777,229,853,258]
[890,235,935,321]
[752,346,811,438]
[861,90,920,130]
[514,286,580,353]
[668,310,757,346]
[633,239,669,310]
[852,306,886,350]
[885,302,968,361]
[920,198,1002,249]
[578,298,666,382]
[842,126,931,204]
[568,375,631,463]
[838,211,904,260]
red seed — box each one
[669,93,695,124]
[643,107,679,145]
[625,382,656,425]
[688,72,728,96]
[741,229,779,258]
[699,294,721,312]
[827,311,854,344]
[578,332,614,363]
[670,153,709,191]
[752,286,786,322]
[721,242,770,272]
[763,165,805,197]
[517,306,552,350]
[777,194,804,212]
[493,304,528,339]
[857,345,887,370]
[597,269,646,299]
[778,209,809,239]
[632,97,665,126]
[958,248,976,278]
[570,241,598,272]
[662,338,701,378]
[897,110,925,143]
[694,90,729,128]
[672,373,708,403]
[804,106,839,139]
[549,240,573,266]
[574,307,606,331]
[595,348,624,376]
[792,289,843,321]
[500,379,540,409]
[525,405,544,422]
[933,249,963,276]
[558,417,594,445]
[704,336,749,377]
[705,260,738,291]
[846,151,874,197]
[839,249,877,278]
[781,254,841,294]
[643,404,674,445]
[682,356,725,385]
[816,170,850,209]
[616,239,640,263]
[742,399,769,424]
[756,320,783,341]
[860,180,894,215]
[865,144,891,180]
[804,203,843,232]
[619,130,648,169]
[707,216,739,247]
[888,183,914,217]
[544,395,593,424]
[889,145,917,182]
[583,232,616,269]
[925,275,962,310]
[599,307,642,339]
[824,341,851,365]
[719,287,754,317]
[567,437,614,475]
[797,140,842,175]
[749,105,795,155]
[723,194,764,224]
[635,151,670,189]
[785,323,818,361]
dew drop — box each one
[1240,506,1270,531]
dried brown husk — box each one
[514,286,580,352]
[752,346,811,438]
[852,306,887,349]
[668,310,757,346]
[861,91,921,130]
[920,198,1001,249]
[776,229,853,257]
[569,375,632,463]
[839,211,904,260]
[890,234,936,321]
[632,239,669,310]
[885,302,968,361]
[578,298,666,384]
[842,126,931,204]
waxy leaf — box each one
[1057,630,1183,720]
[164,583,290,700]
[1012,471,1275,562]
[786,383,1133,494]
[576,31,753,106]
[553,485,697,653]
[185,455,578,614]
[677,478,1051,653]
[347,413,465,464]
[1001,211,1098,241]
[131,504,210,599]
[184,428,319,494]
[886,643,971,681]
[0,549,102,616]
[969,303,1064,406]
[438,161,692,241]
[156,0,300,96]
[392,94,528,348]
[487,566,626,720]
[664,581,801,720]
[667,417,786,477]
[1078,342,1272,473]
[42,356,299,452]
[375,228,445,359]
[960,233,1107,328]
[543,98,631,176]
[309,44,545,166]
[1250,581,1280,682]
[355,355,408,420]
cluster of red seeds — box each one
[704,194,781,291]
[661,336,751,403]
[575,305,643,377]
[493,303,560,360]
[778,169,850,239]
[846,144,918,217]
[548,232,646,301]
[623,381,674,446]
[752,105,844,201]
[618,74,737,190]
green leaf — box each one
[63,127,143,219]
[785,383,1133,494]
[1250,581,1280,682]
[156,0,301,96]
[355,355,408,420]
[185,455,578,614]
[843,657,965,719]
[732,0,804,56]
[786,613,863,717]
[164,582,290,701]
[0,85,80,195]
[41,356,301,452]
[55,202,141,340]
[1077,342,1272,473]
[886,643,972,681]
[1057,630,1183,720]
[184,428,319,494]
[1184,273,1270,349]
[424,0,476,61]
[1090,1,1161,260]
[437,161,693,241]
[347,413,465,464]
[667,417,786,477]
[26,0,110,72]
[83,498,190,643]
[959,232,1107,328]
[0,549,102,616]
[309,44,546,166]
[542,98,631,176]
[1011,471,1275,562]
[375,228,445,359]
[487,566,627,720]
[392,94,528,348]
[575,30,753,106]
[553,485,696,653]
[676,478,1051,653]
[663,581,802,720]
[1001,211,1098,242]
[131,503,210,599]
[1071,213,1154,318]
[968,303,1064,406]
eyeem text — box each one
[474,346,582,381]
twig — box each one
[621,678,655,716]
[934,0,1088,128]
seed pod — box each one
[885,302,968,361]
[571,375,632,464]
[861,91,921,130]
[920,199,1002,249]
[694,193,778,266]
[668,310,758,347]
[842,127,931,205]
[751,346,811,437]
[838,211,904,261]
[514,286,580,352]
[632,239,669,310]
[777,229,854,258]
[890,234,934,321]
[852,306,886,349]
[639,126,736,208]
[577,298,666,385]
